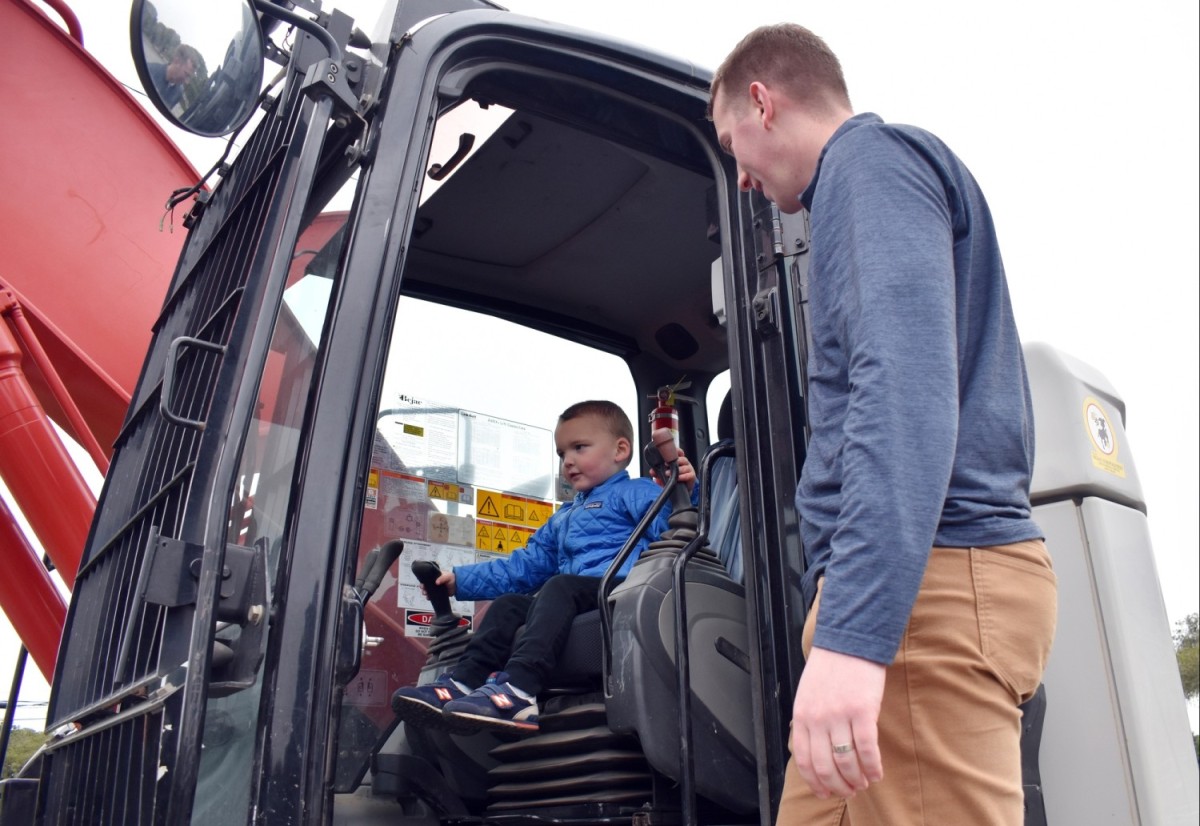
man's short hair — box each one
[708,23,850,119]
[559,400,635,458]
[173,43,202,70]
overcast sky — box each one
[5,0,1196,730]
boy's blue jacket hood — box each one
[454,470,674,600]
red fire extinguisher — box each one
[647,379,691,446]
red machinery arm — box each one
[0,0,200,680]
[0,498,67,681]
[0,311,96,591]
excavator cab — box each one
[13,0,807,823]
[4,0,1194,825]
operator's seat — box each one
[601,435,755,816]
[392,409,752,816]
[536,435,744,693]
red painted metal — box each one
[33,0,83,45]
[1,0,204,676]
[1,0,197,452]
[0,318,95,589]
[0,498,67,680]
[2,290,109,474]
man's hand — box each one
[791,646,886,799]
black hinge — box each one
[139,535,263,623]
[753,287,780,336]
[116,532,269,695]
[753,203,785,272]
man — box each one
[147,44,199,110]
[710,24,1057,825]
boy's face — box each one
[555,414,631,494]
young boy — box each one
[391,399,692,733]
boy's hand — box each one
[650,449,696,494]
[676,452,696,493]
[420,570,457,599]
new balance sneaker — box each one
[391,673,467,730]
[442,672,539,733]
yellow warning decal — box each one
[475,489,554,529]
[475,520,536,554]
[428,480,471,504]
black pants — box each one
[450,574,601,695]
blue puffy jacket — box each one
[454,470,673,601]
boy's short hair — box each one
[708,23,850,119]
[559,400,635,466]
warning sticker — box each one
[365,469,380,510]
[428,480,472,505]
[405,609,472,637]
[1083,397,1125,478]
[475,519,535,554]
[475,489,555,530]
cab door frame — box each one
[248,11,812,822]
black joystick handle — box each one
[412,560,455,621]
[356,540,405,600]
[650,428,692,512]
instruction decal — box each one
[397,541,478,636]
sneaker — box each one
[391,673,466,729]
[442,672,539,733]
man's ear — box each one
[749,81,775,127]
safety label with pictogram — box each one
[475,488,554,529]
[428,480,473,504]
[476,519,535,554]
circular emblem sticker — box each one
[1082,396,1125,477]
[1085,401,1115,455]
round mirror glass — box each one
[130,0,265,138]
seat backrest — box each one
[706,446,742,584]
[707,391,742,582]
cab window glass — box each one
[333,296,637,787]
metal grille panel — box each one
[49,90,303,724]
[39,706,165,826]
[41,75,314,826]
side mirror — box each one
[130,0,265,137]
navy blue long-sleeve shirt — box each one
[796,113,1042,665]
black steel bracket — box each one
[141,536,264,625]
[753,286,780,336]
[301,58,362,125]
[116,532,270,697]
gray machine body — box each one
[1026,342,1198,825]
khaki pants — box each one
[778,540,1057,826]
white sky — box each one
[5,0,1196,731]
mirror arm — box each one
[250,0,343,63]
[251,0,359,121]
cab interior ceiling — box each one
[401,77,727,376]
